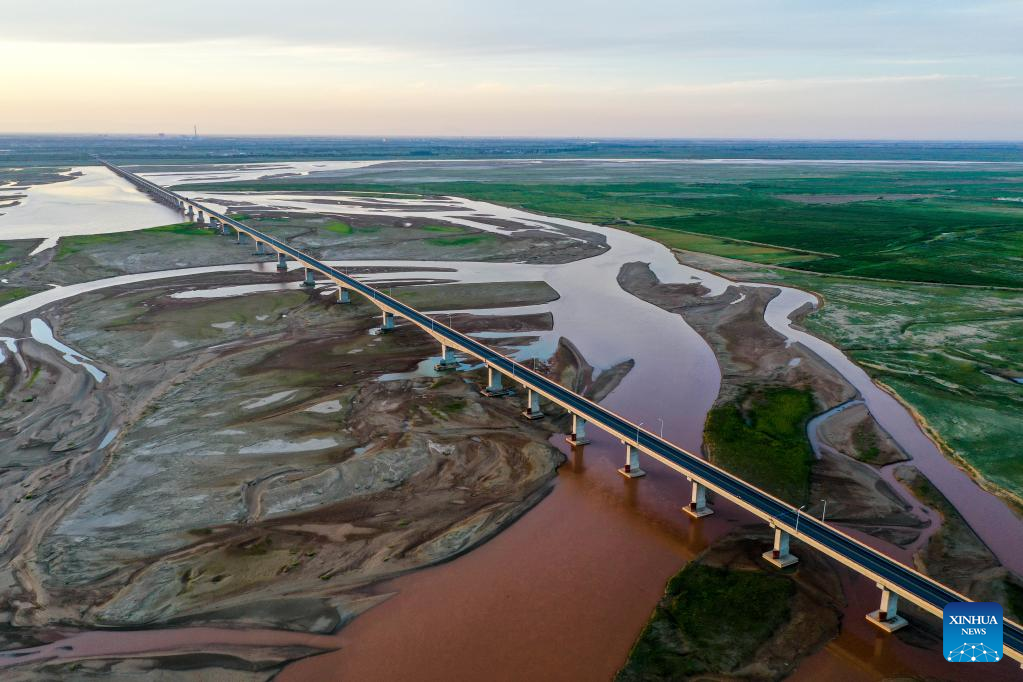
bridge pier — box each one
[435,344,458,371]
[481,366,513,397]
[237,231,249,245]
[566,414,591,446]
[276,253,288,271]
[522,388,543,420]
[568,413,593,445]
[618,443,646,478]
[685,479,713,518]
[254,241,267,256]
[866,584,908,633]
[763,527,798,568]
[380,310,395,332]
[221,221,232,236]
[337,287,351,304]
[186,206,195,222]
[301,268,316,288]
[196,210,206,225]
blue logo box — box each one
[943,602,1003,662]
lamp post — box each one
[794,505,806,535]
[820,499,828,522]
[657,417,664,438]
[636,422,644,444]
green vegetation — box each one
[56,222,209,259]
[0,287,34,306]
[704,388,816,505]
[623,225,823,265]
[617,564,793,681]
[851,421,882,463]
[25,367,41,390]
[421,224,465,233]
[321,221,352,235]
[441,398,467,413]
[184,166,1023,287]
[425,234,493,247]
[690,254,1023,507]
[1006,582,1023,623]
[142,222,211,236]
[56,233,121,259]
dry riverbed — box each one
[0,268,611,678]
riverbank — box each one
[673,248,1023,516]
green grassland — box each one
[617,563,793,680]
[0,287,35,306]
[684,254,1023,508]
[704,388,816,506]
[181,166,1023,288]
[321,221,352,235]
[799,280,1023,506]
[56,223,210,260]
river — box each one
[0,165,180,253]
[0,162,1020,679]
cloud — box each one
[650,73,963,95]
[3,0,1022,60]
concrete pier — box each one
[435,344,458,371]
[685,479,713,518]
[276,253,288,271]
[221,222,232,236]
[618,443,646,478]
[301,268,316,288]
[337,287,351,304]
[196,210,205,225]
[522,388,544,420]
[481,366,513,397]
[763,527,798,567]
[254,241,266,256]
[237,231,249,245]
[566,414,591,446]
[380,310,395,332]
[866,584,908,632]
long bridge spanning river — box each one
[101,159,1023,667]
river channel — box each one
[0,162,1019,679]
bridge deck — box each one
[100,160,1023,666]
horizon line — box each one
[2,132,1023,145]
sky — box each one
[2,0,1022,139]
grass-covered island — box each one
[617,564,793,680]
[704,387,816,506]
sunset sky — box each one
[3,0,1022,138]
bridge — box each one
[100,160,1023,667]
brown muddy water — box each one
[281,432,1021,681]
[4,169,1023,679]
